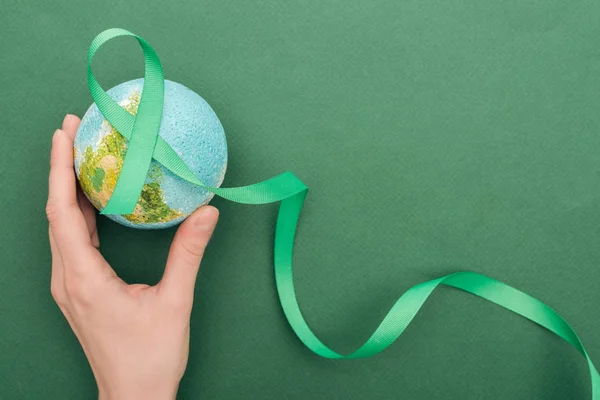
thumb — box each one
[160,206,219,304]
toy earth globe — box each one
[74,78,228,229]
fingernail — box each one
[63,114,77,125]
[52,129,63,143]
[194,207,218,229]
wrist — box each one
[98,382,178,400]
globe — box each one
[74,78,228,229]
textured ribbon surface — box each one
[87,28,600,397]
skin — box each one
[47,114,219,400]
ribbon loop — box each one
[88,29,165,214]
[87,28,600,398]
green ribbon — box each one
[88,28,600,397]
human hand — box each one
[47,114,219,400]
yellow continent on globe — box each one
[77,91,184,224]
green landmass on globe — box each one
[77,91,184,224]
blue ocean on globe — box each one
[74,78,228,229]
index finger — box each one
[47,127,96,267]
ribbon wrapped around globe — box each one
[75,28,600,398]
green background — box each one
[1,0,600,398]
